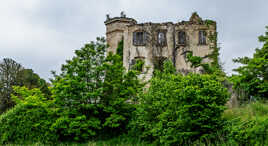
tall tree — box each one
[0,58,50,113]
[0,58,23,112]
[231,26,268,101]
[51,37,142,141]
[17,69,51,97]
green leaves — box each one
[50,38,142,141]
[0,58,51,113]
[131,61,229,145]
[0,87,57,144]
[232,26,268,101]
[223,102,268,145]
[186,51,203,68]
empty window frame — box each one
[157,31,166,46]
[199,30,206,45]
[129,57,145,72]
[133,31,146,46]
[178,31,186,45]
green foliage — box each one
[51,37,142,142]
[204,19,216,27]
[116,39,124,59]
[207,32,222,72]
[185,50,226,80]
[0,86,57,144]
[0,59,50,113]
[17,69,51,98]
[186,51,203,67]
[231,26,268,101]
[131,59,145,72]
[3,24,268,145]
[130,61,229,145]
[0,58,24,113]
[102,53,143,133]
[50,37,106,141]
[223,102,268,145]
[4,136,151,146]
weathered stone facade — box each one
[105,12,217,80]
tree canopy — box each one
[51,37,143,141]
[0,58,50,113]
[231,26,268,101]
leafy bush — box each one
[130,61,229,145]
[0,86,57,144]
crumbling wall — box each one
[106,13,217,80]
[123,21,216,79]
[174,16,217,74]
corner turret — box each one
[104,12,137,53]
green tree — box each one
[51,37,107,141]
[130,60,229,145]
[0,58,23,113]
[0,58,50,113]
[51,37,142,141]
[17,69,51,97]
[231,26,268,101]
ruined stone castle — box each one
[105,12,217,80]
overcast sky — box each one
[0,0,267,80]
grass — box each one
[222,101,268,145]
[4,137,152,146]
[223,101,268,120]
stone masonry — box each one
[104,12,217,81]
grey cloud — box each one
[0,0,267,80]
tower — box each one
[104,12,137,53]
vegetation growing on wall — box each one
[208,31,221,69]
[116,39,124,59]
[185,27,226,78]
[204,19,216,27]
[131,59,145,72]
[186,51,203,68]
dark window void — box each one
[199,30,206,45]
[153,56,167,72]
[157,31,166,46]
[178,31,186,45]
[133,31,146,46]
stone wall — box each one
[105,17,137,53]
[105,13,217,80]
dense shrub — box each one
[0,86,57,144]
[130,61,230,145]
